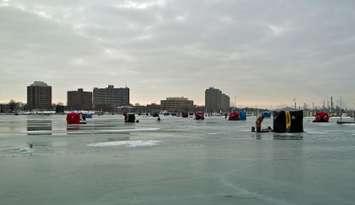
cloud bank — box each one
[1,0,354,107]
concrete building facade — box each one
[161,97,194,112]
[0,104,10,113]
[221,94,230,113]
[205,87,230,113]
[205,87,222,113]
[67,88,93,110]
[93,85,129,111]
[27,81,52,110]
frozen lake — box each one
[0,115,354,205]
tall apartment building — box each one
[205,87,222,113]
[67,88,93,110]
[93,85,129,111]
[27,81,52,110]
[205,87,230,113]
[160,97,194,112]
[221,94,230,113]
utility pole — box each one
[330,96,334,113]
[294,99,297,110]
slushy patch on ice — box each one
[0,146,33,155]
[306,131,327,135]
[67,128,160,135]
[88,140,160,148]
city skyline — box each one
[1,1,355,108]
[0,81,348,110]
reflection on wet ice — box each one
[27,120,52,135]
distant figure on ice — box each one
[255,115,264,133]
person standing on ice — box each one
[255,115,264,133]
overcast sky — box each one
[1,0,354,108]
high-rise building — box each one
[205,87,222,113]
[205,87,230,113]
[330,96,334,112]
[67,88,92,110]
[221,94,230,112]
[27,81,52,110]
[160,97,194,112]
[93,85,129,111]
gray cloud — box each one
[0,0,354,107]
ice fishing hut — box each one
[239,111,247,120]
[273,110,303,133]
[262,111,272,118]
[228,111,240,121]
[66,112,81,125]
[195,111,205,120]
[124,113,136,123]
[313,112,329,123]
[228,111,247,121]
